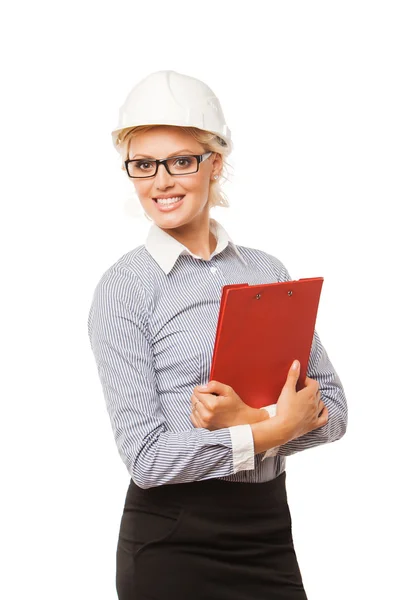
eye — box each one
[176,158,190,167]
[172,156,197,169]
[138,161,152,170]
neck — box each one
[160,215,217,260]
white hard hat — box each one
[111,70,233,154]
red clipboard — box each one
[209,277,324,408]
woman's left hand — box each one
[190,380,270,431]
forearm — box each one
[250,417,291,455]
[226,406,280,460]
[117,420,255,489]
[121,407,274,487]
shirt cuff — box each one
[261,403,277,417]
[260,404,280,460]
[228,424,255,473]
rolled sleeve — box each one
[228,424,255,472]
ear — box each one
[212,152,223,171]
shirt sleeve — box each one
[229,424,255,471]
[87,265,255,489]
[272,260,348,456]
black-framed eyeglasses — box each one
[124,151,213,178]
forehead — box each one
[128,126,203,158]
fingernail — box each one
[292,360,299,370]
[198,384,208,390]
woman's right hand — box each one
[275,360,328,441]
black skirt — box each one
[116,470,308,600]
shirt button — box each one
[210,266,217,274]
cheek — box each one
[190,175,211,197]
[187,171,210,189]
[181,176,199,192]
[135,182,152,200]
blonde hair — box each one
[115,125,233,221]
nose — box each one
[154,161,174,188]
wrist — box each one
[272,415,295,443]
[250,417,292,455]
[243,406,270,425]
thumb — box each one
[286,360,300,386]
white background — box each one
[1,1,399,598]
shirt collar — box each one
[145,217,247,275]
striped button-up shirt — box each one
[87,217,348,489]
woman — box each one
[88,69,348,599]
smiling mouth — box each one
[153,195,185,203]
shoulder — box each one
[235,244,292,281]
[90,245,152,312]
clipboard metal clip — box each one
[255,290,294,299]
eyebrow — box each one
[132,149,196,159]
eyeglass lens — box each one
[127,155,198,177]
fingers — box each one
[191,395,208,416]
[317,399,324,417]
[190,395,210,428]
[190,408,202,428]
[304,381,321,407]
[287,360,301,387]
[317,404,328,425]
[304,376,320,394]
[190,394,198,411]
[195,380,226,397]
[191,396,202,416]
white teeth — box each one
[156,196,183,205]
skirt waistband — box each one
[128,471,287,511]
